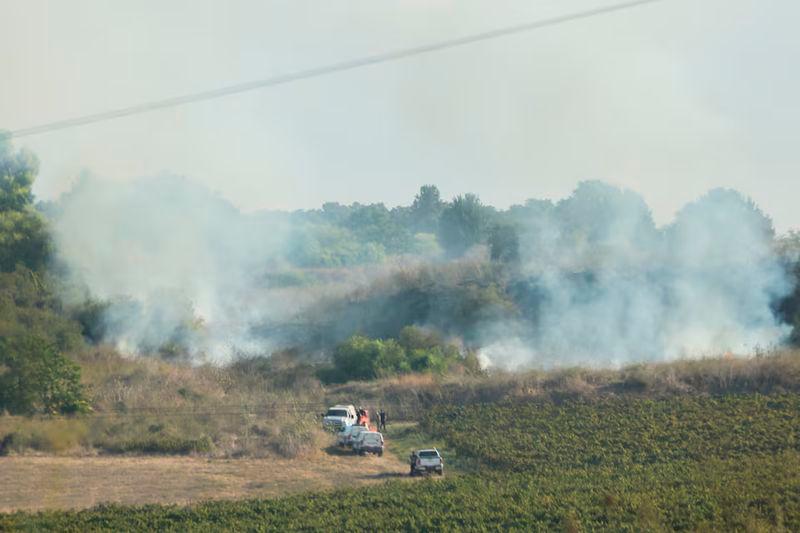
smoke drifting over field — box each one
[52,176,794,367]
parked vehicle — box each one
[337,424,370,447]
[409,448,444,476]
[352,431,384,456]
[323,404,357,431]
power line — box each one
[7,0,665,139]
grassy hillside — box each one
[2,349,799,458]
[4,391,799,531]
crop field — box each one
[420,394,800,470]
[3,393,799,531]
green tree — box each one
[437,194,487,257]
[0,137,51,272]
[345,203,412,254]
[777,231,800,345]
[410,185,444,233]
[556,180,657,251]
[0,268,84,352]
[0,334,89,415]
[488,224,520,263]
[398,325,442,351]
[0,137,37,212]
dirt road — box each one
[0,447,409,512]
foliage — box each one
[409,184,444,233]
[0,334,89,415]
[0,268,84,352]
[437,193,488,257]
[421,394,800,470]
[344,203,413,254]
[0,418,89,454]
[325,335,407,382]
[0,138,37,212]
[321,327,464,383]
[410,232,441,257]
[777,231,800,345]
[296,261,517,349]
[68,298,111,344]
[0,208,51,273]
[555,180,658,251]
[0,139,51,272]
[488,223,520,263]
[288,223,386,267]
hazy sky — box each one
[2,0,798,232]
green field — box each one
[3,393,799,531]
[421,394,800,470]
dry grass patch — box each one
[0,445,409,512]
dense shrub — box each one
[0,334,89,415]
[321,327,466,383]
[0,418,89,454]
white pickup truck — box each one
[409,448,444,476]
[322,404,357,431]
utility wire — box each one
[7,0,665,139]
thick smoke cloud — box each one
[52,176,794,367]
[54,175,296,359]
[479,183,792,368]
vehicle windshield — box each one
[326,409,348,417]
[419,451,439,458]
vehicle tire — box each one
[359,450,366,456]
[378,450,383,457]
[437,469,443,476]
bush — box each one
[0,334,89,415]
[327,335,407,382]
[0,418,89,454]
[322,327,464,383]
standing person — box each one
[379,409,387,431]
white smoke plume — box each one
[52,176,794,367]
[53,174,297,360]
[478,183,792,369]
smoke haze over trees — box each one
[2,136,800,371]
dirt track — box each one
[0,448,409,512]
